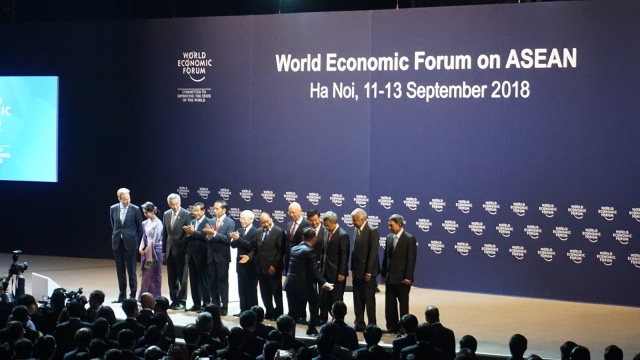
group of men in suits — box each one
[110,190,418,333]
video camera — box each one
[2,250,28,299]
[9,250,28,276]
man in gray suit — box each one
[110,188,143,302]
[162,193,192,310]
[381,214,417,334]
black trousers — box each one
[208,262,230,310]
[237,266,258,312]
[258,272,283,319]
[188,254,210,307]
[319,281,345,322]
[385,282,411,332]
[352,277,377,328]
[166,251,188,305]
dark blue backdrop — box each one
[1,0,639,306]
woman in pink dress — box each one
[138,201,163,298]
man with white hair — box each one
[162,193,192,310]
[230,210,259,314]
[350,208,380,331]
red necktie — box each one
[215,219,221,231]
[290,223,297,240]
[328,231,333,243]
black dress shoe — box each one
[306,327,318,336]
[232,313,241,317]
[186,306,201,312]
[173,304,186,311]
[111,299,124,304]
[354,326,365,332]
[295,318,308,325]
[220,309,228,316]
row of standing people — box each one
[109,188,417,333]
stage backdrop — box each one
[1,0,639,306]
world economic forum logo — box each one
[229,207,241,220]
[272,210,286,223]
[307,192,321,206]
[481,244,499,258]
[261,190,276,203]
[469,222,485,236]
[283,191,298,203]
[567,249,585,264]
[378,196,394,210]
[416,218,432,232]
[553,227,571,241]
[342,214,353,227]
[251,209,262,219]
[330,193,345,207]
[177,186,190,198]
[403,197,419,211]
[613,230,631,245]
[582,228,601,243]
[537,247,556,262]
[568,205,587,219]
[178,51,213,82]
[598,206,617,221]
[354,195,369,208]
[597,251,615,266]
[629,208,640,223]
[240,189,253,202]
[367,215,381,228]
[524,225,542,240]
[218,188,231,201]
[455,242,471,256]
[509,245,527,260]
[442,220,458,234]
[429,198,446,212]
[456,200,472,214]
[483,201,500,215]
[496,223,514,238]
[428,241,445,254]
[197,187,211,200]
[511,202,528,217]
[539,203,557,218]
[628,254,640,268]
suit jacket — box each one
[53,318,93,360]
[284,242,327,293]
[187,216,210,264]
[400,341,444,360]
[162,207,192,257]
[110,203,143,251]
[351,222,381,279]
[429,323,456,360]
[392,334,417,359]
[255,224,286,274]
[322,226,350,282]
[207,215,235,264]
[285,219,310,252]
[353,345,394,360]
[382,230,417,285]
[230,225,258,273]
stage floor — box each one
[7,253,640,359]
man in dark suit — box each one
[183,202,210,312]
[400,323,444,360]
[255,212,286,320]
[306,209,325,325]
[425,306,456,360]
[162,193,192,310]
[53,300,92,360]
[350,208,380,331]
[230,210,259,314]
[202,199,235,315]
[352,324,394,360]
[110,188,143,302]
[318,211,350,324]
[381,214,417,334]
[392,314,418,359]
[284,227,332,335]
[284,202,310,273]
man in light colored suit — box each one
[110,188,143,302]
[381,214,417,334]
[162,193,192,310]
[183,202,210,312]
[202,199,235,315]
